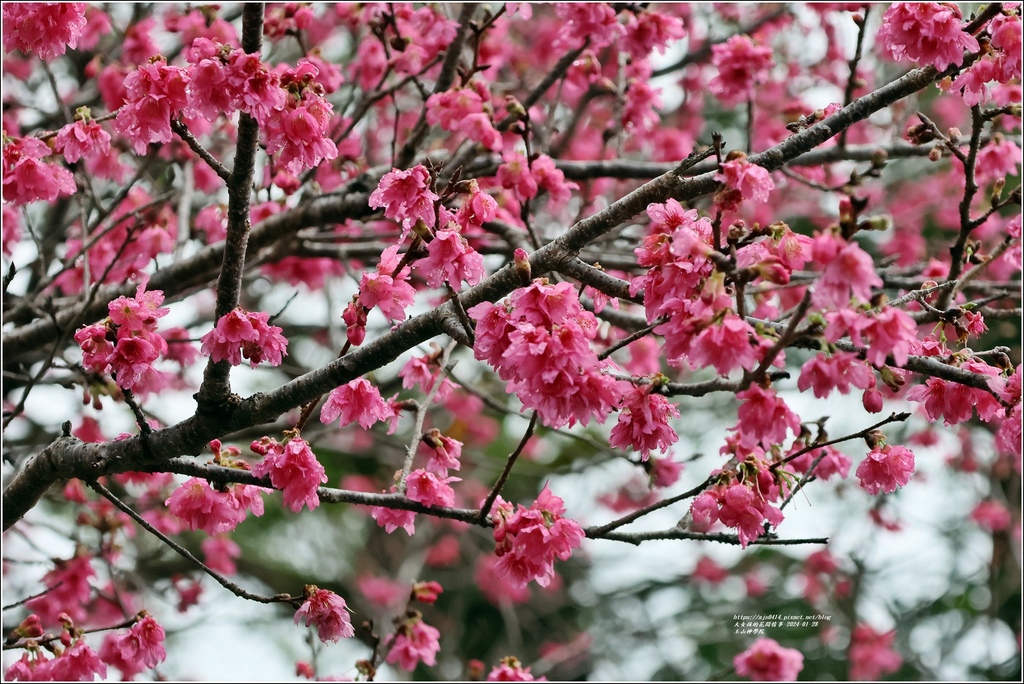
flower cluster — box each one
[369,164,439,229]
[714,153,775,211]
[263,62,339,174]
[200,307,288,368]
[294,585,354,644]
[490,484,585,588]
[425,82,502,151]
[320,377,393,430]
[2,134,77,205]
[609,384,680,459]
[183,37,286,124]
[74,284,170,392]
[387,612,442,671]
[53,188,177,294]
[165,477,265,535]
[690,455,792,548]
[877,2,979,71]
[417,222,486,288]
[100,614,167,678]
[113,58,190,154]
[5,611,164,682]
[709,34,775,106]
[1,2,87,60]
[358,245,417,323]
[469,280,621,428]
[251,434,328,513]
[54,109,111,164]
[690,479,786,548]
[856,443,916,495]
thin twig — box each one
[87,480,294,606]
[479,412,538,522]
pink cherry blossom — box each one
[715,156,775,210]
[165,477,249,534]
[113,59,190,154]
[812,234,884,308]
[496,152,538,202]
[251,435,328,512]
[975,137,1021,186]
[2,135,77,205]
[460,112,504,151]
[848,625,902,680]
[387,615,441,671]
[692,556,729,584]
[358,269,417,322]
[200,307,288,368]
[798,351,875,399]
[622,10,686,59]
[2,2,87,60]
[115,615,167,670]
[734,637,804,681]
[456,180,499,230]
[709,35,775,106]
[970,500,1012,532]
[5,652,54,681]
[609,386,680,459]
[25,553,95,627]
[423,428,463,474]
[469,280,622,429]
[554,3,625,50]
[405,469,459,508]
[951,57,999,106]
[48,639,107,681]
[369,165,439,228]
[321,378,393,430]
[417,225,485,288]
[733,385,802,449]
[294,587,355,644]
[426,87,485,131]
[55,116,111,164]
[877,2,979,71]
[530,154,579,209]
[487,656,544,681]
[787,445,851,481]
[715,482,785,547]
[372,492,417,535]
[991,13,1022,81]
[491,484,585,588]
[264,90,338,174]
[856,444,916,495]
[688,315,761,376]
[201,536,241,575]
[358,575,406,608]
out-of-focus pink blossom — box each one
[734,637,804,681]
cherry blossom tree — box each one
[1,2,1020,681]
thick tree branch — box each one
[197,4,265,406]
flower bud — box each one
[862,388,883,414]
[15,615,44,640]
[513,247,532,285]
[412,580,443,604]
